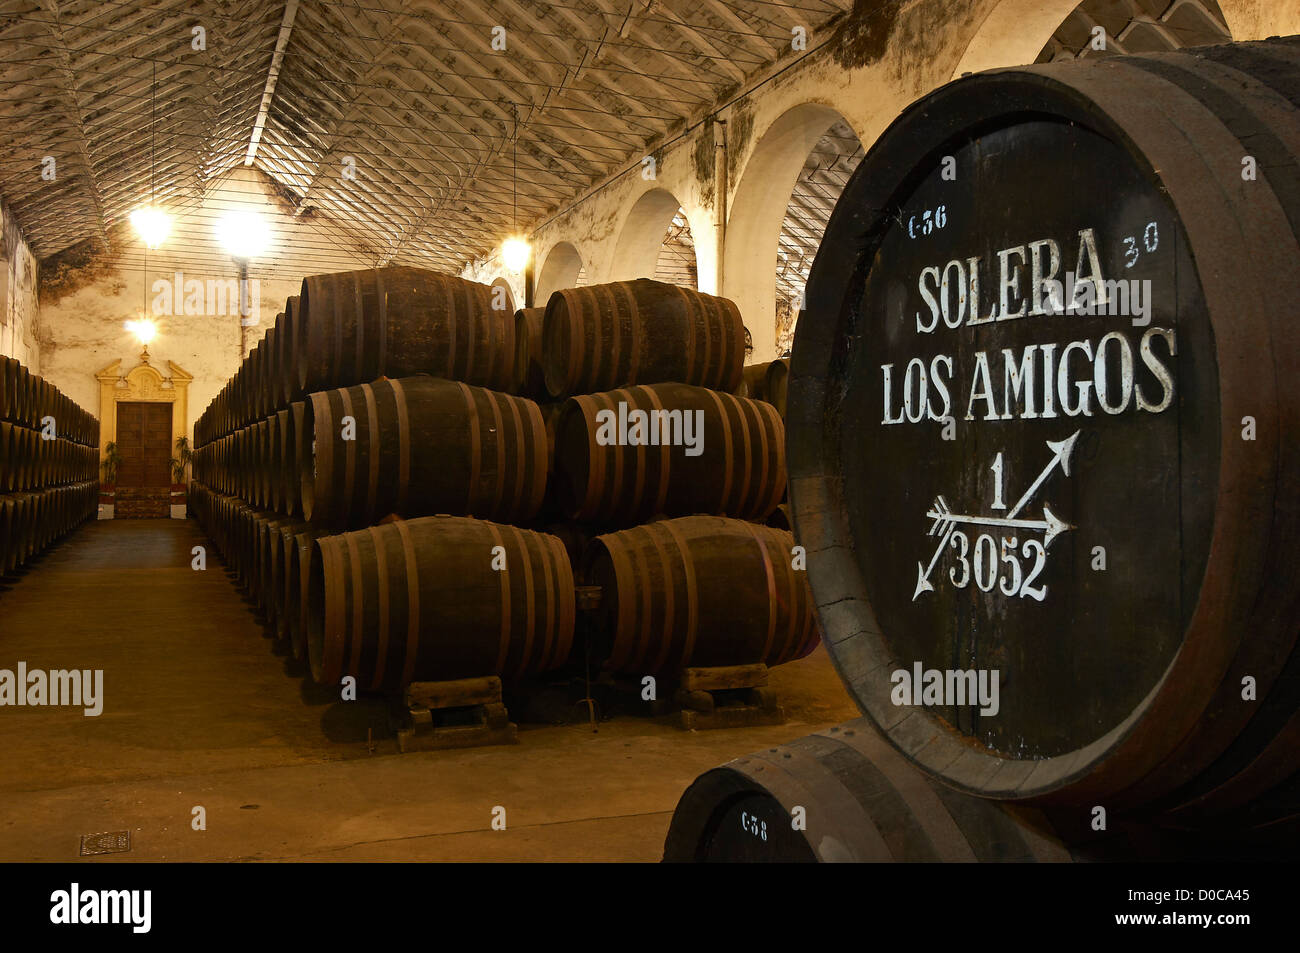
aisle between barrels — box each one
[0,518,859,861]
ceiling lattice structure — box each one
[0,0,853,278]
[1036,0,1230,61]
[654,206,696,289]
[775,118,861,310]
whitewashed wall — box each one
[1,200,41,372]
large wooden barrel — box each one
[581,516,819,673]
[553,383,784,524]
[306,516,576,690]
[788,40,1300,819]
[301,376,548,529]
[298,267,514,397]
[662,719,1240,862]
[541,279,745,398]
[512,306,547,397]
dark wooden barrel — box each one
[251,513,287,609]
[788,39,1300,818]
[0,423,13,491]
[766,503,792,532]
[662,719,1240,862]
[544,521,594,569]
[256,418,272,509]
[288,526,328,662]
[0,496,14,572]
[736,361,773,402]
[262,326,280,421]
[282,404,305,517]
[764,358,788,418]
[306,515,576,690]
[1,424,21,490]
[248,340,265,424]
[541,278,745,398]
[301,376,548,530]
[581,515,819,673]
[272,408,291,515]
[540,401,563,476]
[0,358,14,423]
[512,306,547,397]
[278,295,302,407]
[553,382,785,524]
[18,364,35,427]
[267,518,308,641]
[298,267,514,397]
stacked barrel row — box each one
[191,269,822,700]
[0,356,99,573]
[190,267,574,694]
[514,277,820,677]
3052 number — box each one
[947,533,1047,601]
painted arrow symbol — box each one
[1004,430,1079,521]
[925,502,1074,547]
[912,430,1080,601]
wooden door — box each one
[115,401,172,517]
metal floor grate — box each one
[79,831,131,857]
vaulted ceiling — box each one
[0,0,851,276]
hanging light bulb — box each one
[501,105,532,274]
[216,209,271,260]
[502,235,531,272]
[131,62,171,251]
[125,317,157,346]
[130,207,171,249]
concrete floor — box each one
[0,518,859,862]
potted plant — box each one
[170,435,192,515]
[100,441,122,517]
